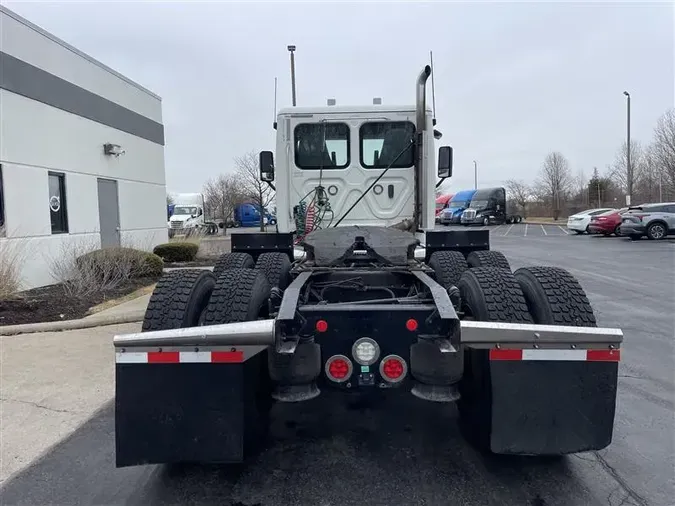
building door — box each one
[97,178,120,248]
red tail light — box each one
[405,318,418,331]
[316,319,328,333]
[635,214,647,222]
[325,355,352,382]
[379,355,408,383]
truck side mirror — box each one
[259,151,275,182]
[438,146,453,178]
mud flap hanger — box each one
[113,318,623,352]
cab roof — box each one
[277,105,431,116]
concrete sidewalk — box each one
[0,322,140,483]
[85,294,151,319]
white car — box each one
[567,208,615,234]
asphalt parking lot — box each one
[1,231,673,506]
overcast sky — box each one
[4,1,674,194]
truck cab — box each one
[168,193,218,237]
[435,193,454,221]
[439,189,476,225]
[461,187,518,226]
[261,104,443,235]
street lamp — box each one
[288,45,297,106]
[623,91,631,205]
[473,160,477,189]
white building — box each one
[0,6,168,290]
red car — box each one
[588,208,627,236]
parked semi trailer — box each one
[114,66,622,469]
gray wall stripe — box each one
[0,52,165,146]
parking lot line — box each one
[492,224,503,235]
[541,224,548,236]
[558,225,569,235]
[504,224,514,236]
[524,224,528,236]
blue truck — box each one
[231,203,277,228]
[438,189,477,225]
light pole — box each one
[473,160,477,189]
[623,91,631,205]
[288,45,297,106]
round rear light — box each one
[405,319,418,331]
[325,355,352,383]
[379,355,407,383]
[352,337,380,365]
[316,320,328,333]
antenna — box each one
[273,77,278,130]
[430,50,437,126]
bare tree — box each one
[650,108,675,201]
[504,179,531,215]
[535,152,574,218]
[235,152,276,231]
[203,174,247,224]
[609,140,646,203]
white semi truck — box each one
[168,193,218,237]
[114,66,623,469]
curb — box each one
[0,310,145,336]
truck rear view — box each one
[113,66,622,469]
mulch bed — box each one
[0,277,157,327]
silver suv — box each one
[620,202,675,240]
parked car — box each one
[588,208,628,236]
[566,208,614,234]
[620,202,675,240]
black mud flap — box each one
[115,350,270,467]
[461,349,619,455]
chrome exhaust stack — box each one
[413,65,432,231]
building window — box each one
[48,172,69,234]
[0,165,5,236]
[360,121,415,169]
[294,123,350,169]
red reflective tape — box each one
[587,349,621,362]
[489,349,523,361]
[147,351,180,363]
[211,351,244,363]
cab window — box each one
[294,123,350,169]
[360,121,415,169]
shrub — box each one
[153,242,199,262]
[76,247,164,280]
[48,244,164,298]
[0,238,27,300]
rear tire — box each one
[466,250,510,270]
[201,268,271,324]
[428,250,469,290]
[213,252,254,279]
[457,268,533,452]
[200,268,273,441]
[647,222,667,240]
[614,225,621,236]
[142,270,216,331]
[255,252,292,289]
[457,268,532,324]
[514,266,596,327]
